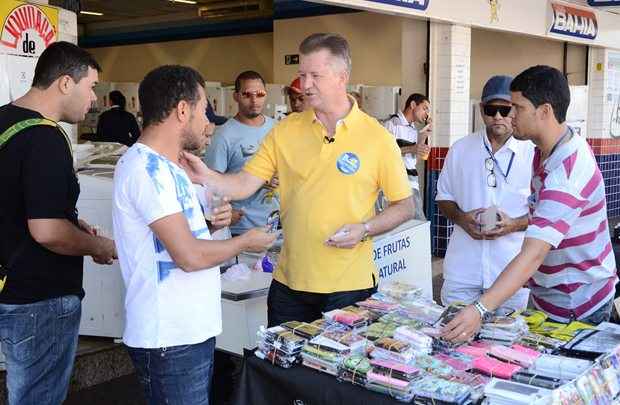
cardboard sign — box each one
[549,2,598,40]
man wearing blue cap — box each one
[435,75,535,314]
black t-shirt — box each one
[0,104,84,304]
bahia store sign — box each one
[365,0,430,11]
[587,0,620,6]
[549,2,598,40]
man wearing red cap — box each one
[286,77,305,114]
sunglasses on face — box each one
[483,105,512,117]
[240,91,266,99]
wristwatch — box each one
[473,300,491,321]
[361,222,371,242]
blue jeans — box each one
[579,298,614,324]
[127,337,215,405]
[0,295,81,405]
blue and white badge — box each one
[336,152,360,175]
[527,193,537,210]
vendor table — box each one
[233,349,404,405]
[218,219,433,355]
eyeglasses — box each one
[483,105,512,117]
[240,91,266,99]
[485,157,497,188]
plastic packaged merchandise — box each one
[364,321,399,341]
[255,325,306,368]
[399,299,445,325]
[356,298,400,315]
[479,316,528,345]
[379,312,429,328]
[484,378,552,404]
[411,354,455,379]
[254,347,300,369]
[517,332,564,353]
[394,325,433,355]
[529,354,593,382]
[472,355,522,379]
[379,281,424,301]
[323,309,369,330]
[337,355,371,386]
[369,358,420,381]
[409,375,472,404]
[370,337,417,364]
[512,370,563,390]
[258,325,306,352]
[281,321,324,340]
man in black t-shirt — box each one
[0,42,116,405]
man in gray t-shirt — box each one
[204,71,279,235]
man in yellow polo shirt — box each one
[180,33,414,326]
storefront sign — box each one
[365,0,430,11]
[549,2,598,40]
[1,0,58,57]
[588,0,620,6]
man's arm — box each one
[150,212,276,272]
[325,197,414,249]
[441,237,550,341]
[437,200,485,240]
[480,237,550,310]
[28,218,116,262]
[180,151,266,201]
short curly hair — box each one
[139,65,205,128]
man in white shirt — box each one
[112,65,276,405]
[436,75,535,314]
[384,93,432,218]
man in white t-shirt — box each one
[384,93,432,218]
[436,75,534,315]
[112,65,276,405]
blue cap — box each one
[206,99,227,126]
[481,75,513,104]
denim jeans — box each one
[0,295,81,405]
[267,279,377,327]
[127,337,215,405]
[580,298,614,324]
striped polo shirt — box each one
[526,128,617,323]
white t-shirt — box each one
[383,111,418,171]
[112,143,222,349]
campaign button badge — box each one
[336,152,360,175]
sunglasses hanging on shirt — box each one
[485,158,497,188]
[483,140,515,188]
[483,105,512,117]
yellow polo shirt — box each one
[244,103,411,293]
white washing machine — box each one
[76,169,126,338]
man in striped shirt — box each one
[443,65,617,342]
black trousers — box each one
[267,279,377,327]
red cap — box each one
[288,77,302,94]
